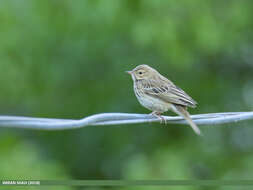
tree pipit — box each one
[126,64,201,135]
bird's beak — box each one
[126,71,132,75]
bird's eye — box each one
[138,71,143,75]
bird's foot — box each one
[150,111,167,124]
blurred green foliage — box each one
[1,0,253,189]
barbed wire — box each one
[0,112,252,131]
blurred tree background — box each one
[0,0,253,189]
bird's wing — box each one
[141,79,197,108]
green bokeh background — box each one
[1,0,253,189]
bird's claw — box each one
[150,111,167,124]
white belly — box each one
[136,93,171,113]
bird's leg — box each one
[150,111,166,124]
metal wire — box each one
[0,112,252,130]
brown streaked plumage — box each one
[126,64,201,135]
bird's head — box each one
[126,64,157,81]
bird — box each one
[126,64,201,135]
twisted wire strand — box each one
[0,112,252,130]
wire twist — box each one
[0,112,252,130]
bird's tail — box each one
[172,105,202,136]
